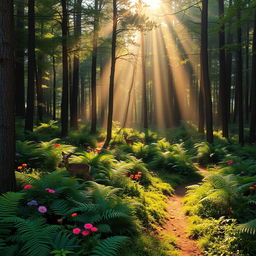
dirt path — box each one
[159,184,202,256]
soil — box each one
[159,184,203,256]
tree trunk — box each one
[52,55,56,120]
[249,11,256,143]
[70,0,82,130]
[218,0,228,138]
[90,0,100,134]
[141,31,149,133]
[61,0,69,137]
[236,4,244,145]
[201,0,213,143]
[36,53,44,123]
[103,0,117,148]
[25,0,36,132]
[15,0,25,117]
[0,0,16,193]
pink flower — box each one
[45,188,55,193]
[84,223,93,229]
[82,230,90,236]
[91,227,98,232]
[227,160,233,166]
[24,185,32,189]
[38,206,47,213]
[72,228,81,235]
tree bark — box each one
[0,0,16,193]
[249,11,256,143]
[141,31,149,132]
[15,0,25,117]
[25,0,36,132]
[52,55,56,120]
[90,0,100,134]
[61,0,69,137]
[103,0,117,148]
[70,0,82,130]
[201,0,213,143]
[36,53,44,123]
[236,3,244,145]
[218,0,228,138]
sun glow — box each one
[144,0,161,10]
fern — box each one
[51,232,79,251]
[238,219,256,235]
[90,236,129,256]
[0,192,24,217]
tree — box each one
[0,0,16,193]
[61,0,69,137]
[70,0,82,130]
[103,0,118,148]
[25,0,36,132]
[15,0,25,117]
[236,0,244,145]
[249,11,256,143]
[218,0,228,138]
[201,0,213,143]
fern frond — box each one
[0,192,24,217]
[238,219,256,236]
[90,236,129,256]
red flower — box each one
[227,160,233,166]
[53,143,60,147]
[82,230,90,236]
[24,185,32,189]
[91,227,98,232]
[72,228,81,235]
[22,163,27,167]
[249,187,255,190]
[129,175,134,179]
[17,166,23,170]
[71,213,77,217]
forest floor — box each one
[158,183,202,256]
[157,167,209,256]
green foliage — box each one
[90,236,129,256]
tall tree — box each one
[249,11,256,143]
[61,0,69,137]
[103,0,118,148]
[236,0,244,145]
[15,0,25,117]
[90,0,101,134]
[25,0,36,132]
[201,0,213,143]
[71,0,82,130]
[0,0,16,193]
[218,0,228,138]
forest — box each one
[0,0,256,255]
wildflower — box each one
[38,206,47,213]
[138,172,143,175]
[91,227,98,232]
[53,143,60,147]
[249,187,255,190]
[82,230,90,236]
[27,200,38,206]
[45,188,56,194]
[17,166,23,170]
[84,223,93,229]
[129,175,134,179]
[22,163,27,167]
[227,160,233,166]
[57,218,63,223]
[24,184,32,189]
[72,228,81,235]
[71,213,77,217]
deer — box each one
[61,152,91,180]
[123,134,134,145]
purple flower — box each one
[27,200,38,206]
[38,206,47,213]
